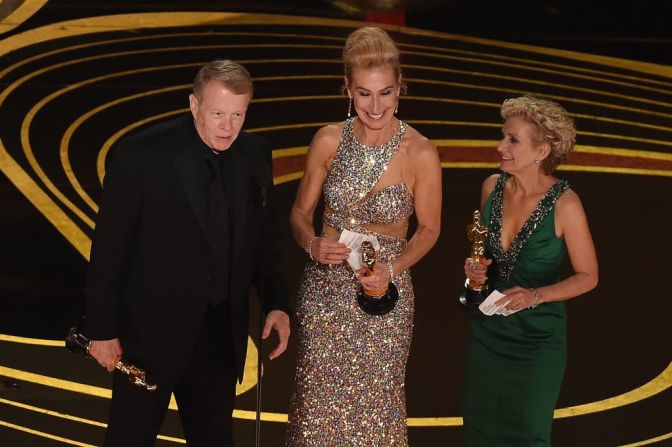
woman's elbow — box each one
[419,223,441,246]
[589,272,599,291]
[290,205,308,226]
[583,271,598,293]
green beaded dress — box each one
[464,172,570,447]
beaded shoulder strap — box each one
[487,172,570,282]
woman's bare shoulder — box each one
[306,122,344,164]
[483,173,500,191]
[402,124,438,161]
[312,122,344,147]
[555,187,583,215]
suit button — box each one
[205,275,213,282]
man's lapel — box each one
[172,120,217,251]
[230,142,250,264]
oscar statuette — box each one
[66,322,157,392]
[357,241,399,315]
[459,210,490,308]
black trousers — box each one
[104,304,237,447]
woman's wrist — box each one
[529,288,542,308]
[306,236,318,261]
[387,262,395,283]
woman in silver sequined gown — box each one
[286,27,442,446]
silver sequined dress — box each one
[287,118,414,446]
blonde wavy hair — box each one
[501,95,576,174]
[342,26,407,93]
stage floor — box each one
[1,1,671,446]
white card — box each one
[478,290,507,315]
[478,290,523,316]
[338,229,380,271]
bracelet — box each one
[529,288,541,309]
[306,236,318,261]
[387,262,395,283]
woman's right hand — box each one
[311,236,351,265]
[464,257,492,283]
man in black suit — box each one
[84,60,291,447]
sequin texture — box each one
[324,182,414,229]
[323,118,407,213]
[287,118,414,446]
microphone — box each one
[255,164,272,208]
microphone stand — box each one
[256,310,265,447]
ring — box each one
[325,253,329,260]
[468,259,476,269]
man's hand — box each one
[88,338,123,372]
[262,310,290,360]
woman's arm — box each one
[391,138,442,274]
[536,189,598,302]
[464,174,498,283]
[480,174,499,210]
[289,125,349,264]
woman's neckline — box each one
[350,117,402,149]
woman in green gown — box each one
[463,96,599,446]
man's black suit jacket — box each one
[84,115,290,386]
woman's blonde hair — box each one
[501,95,576,174]
[342,26,406,93]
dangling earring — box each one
[347,96,352,119]
[394,96,399,115]
[534,159,541,167]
